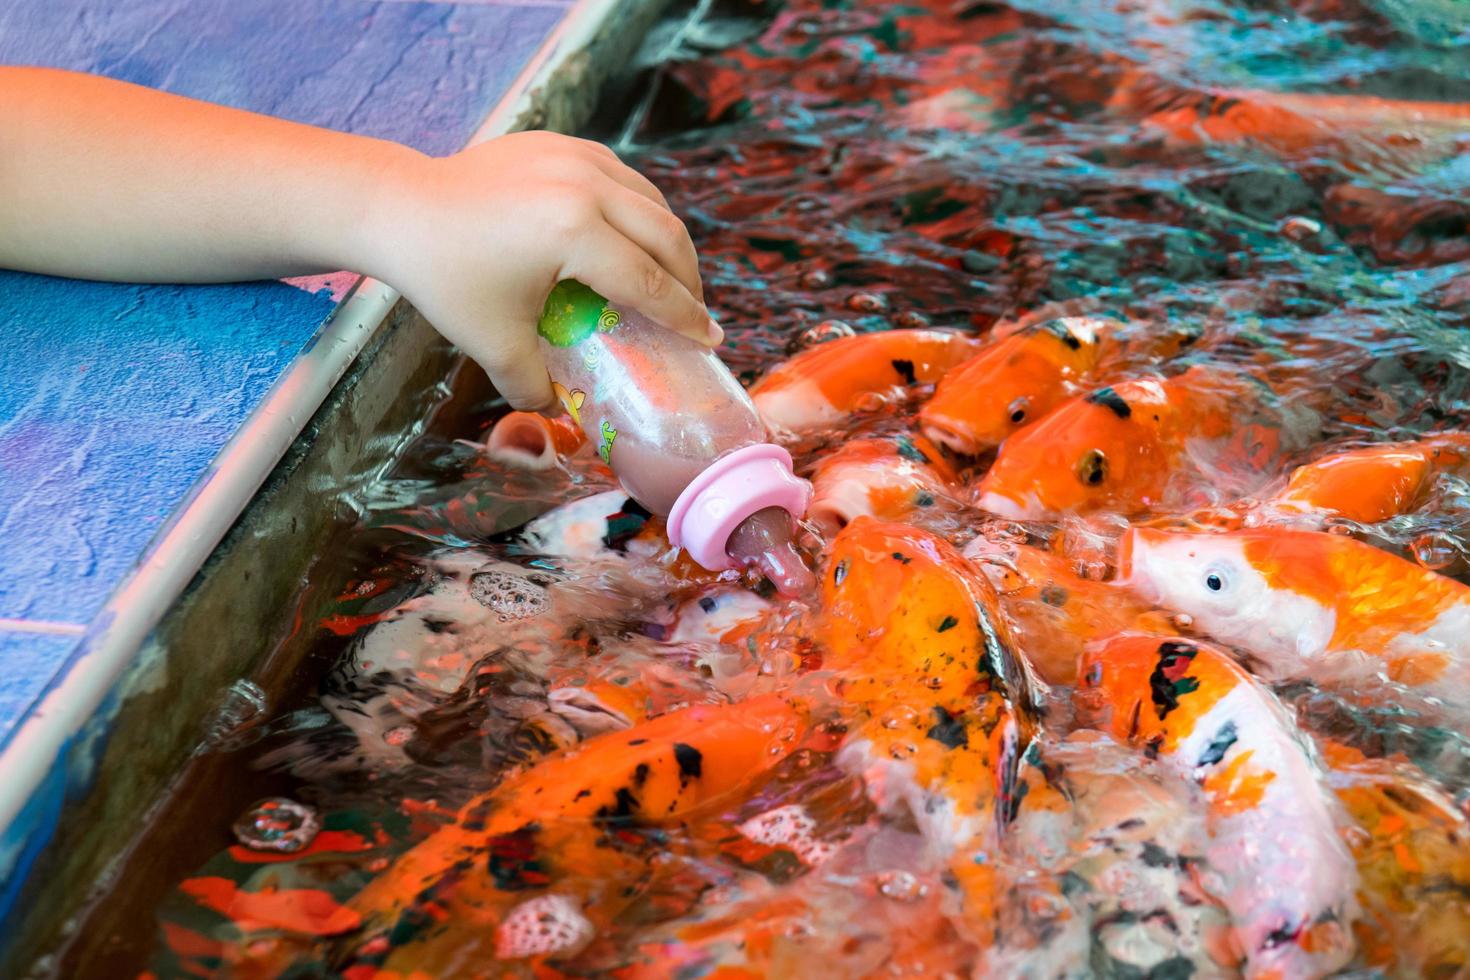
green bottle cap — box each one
[537,280,621,348]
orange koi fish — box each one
[1078,633,1358,977]
[315,696,806,974]
[988,732,1234,977]
[1319,742,1470,977]
[975,366,1309,519]
[1270,433,1470,524]
[750,329,983,432]
[963,535,1175,685]
[1119,526,1470,709]
[1111,78,1470,169]
[484,410,587,470]
[820,518,1033,948]
[919,316,1106,455]
[807,433,959,533]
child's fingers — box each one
[565,226,720,347]
[572,139,673,211]
[467,322,557,412]
[599,183,704,302]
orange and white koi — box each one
[988,732,1234,978]
[666,585,774,646]
[750,328,983,432]
[807,433,959,533]
[820,518,1033,948]
[963,535,1175,685]
[975,366,1313,519]
[1078,633,1359,977]
[484,410,587,470]
[919,316,1106,455]
[1319,742,1470,977]
[322,696,807,973]
[1269,433,1470,524]
[1119,526,1470,709]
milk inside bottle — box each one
[536,280,813,594]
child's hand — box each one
[365,131,719,411]
[0,70,716,414]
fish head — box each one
[975,380,1170,519]
[1074,632,1172,738]
[1116,527,1329,672]
[920,318,1103,455]
[820,517,1010,707]
[808,435,955,532]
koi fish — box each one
[666,586,774,646]
[1077,633,1359,977]
[515,490,654,559]
[975,366,1312,519]
[320,696,807,973]
[1111,77,1470,170]
[988,732,1234,978]
[807,433,959,533]
[484,411,587,470]
[1118,526,1470,710]
[820,518,1034,948]
[963,535,1175,685]
[919,317,1106,455]
[1270,433,1470,524]
[750,329,983,432]
[1319,742,1470,977]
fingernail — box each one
[706,319,724,346]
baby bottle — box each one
[536,280,813,594]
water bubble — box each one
[796,319,856,348]
[1412,533,1460,571]
[1278,216,1323,242]
[799,269,832,290]
[469,568,551,621]
[846,292,888,312]
[200,680,269,752]
[875,870,928,902]
[232,798,320,853]
[893,311,930,329]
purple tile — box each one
[0,631,80,748]
[0,0,567,155]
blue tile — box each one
[0,0,567,155]
[0,273,339,623]
[0,632,80,749]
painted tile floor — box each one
[0,0,574,747]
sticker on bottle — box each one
[553,381,586,424]
[538,280,622,348]
[598,419,618,464]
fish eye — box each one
[1203,566,1229,593]
[1076,449,1108,486]
[1007,397,1029,425]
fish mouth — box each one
[974,488,1030,520]
[486,412,556,469]
[809,479,872,533]
[918,416,981,456]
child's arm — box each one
[0,67,717,410]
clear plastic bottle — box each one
[536,280,813,594]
